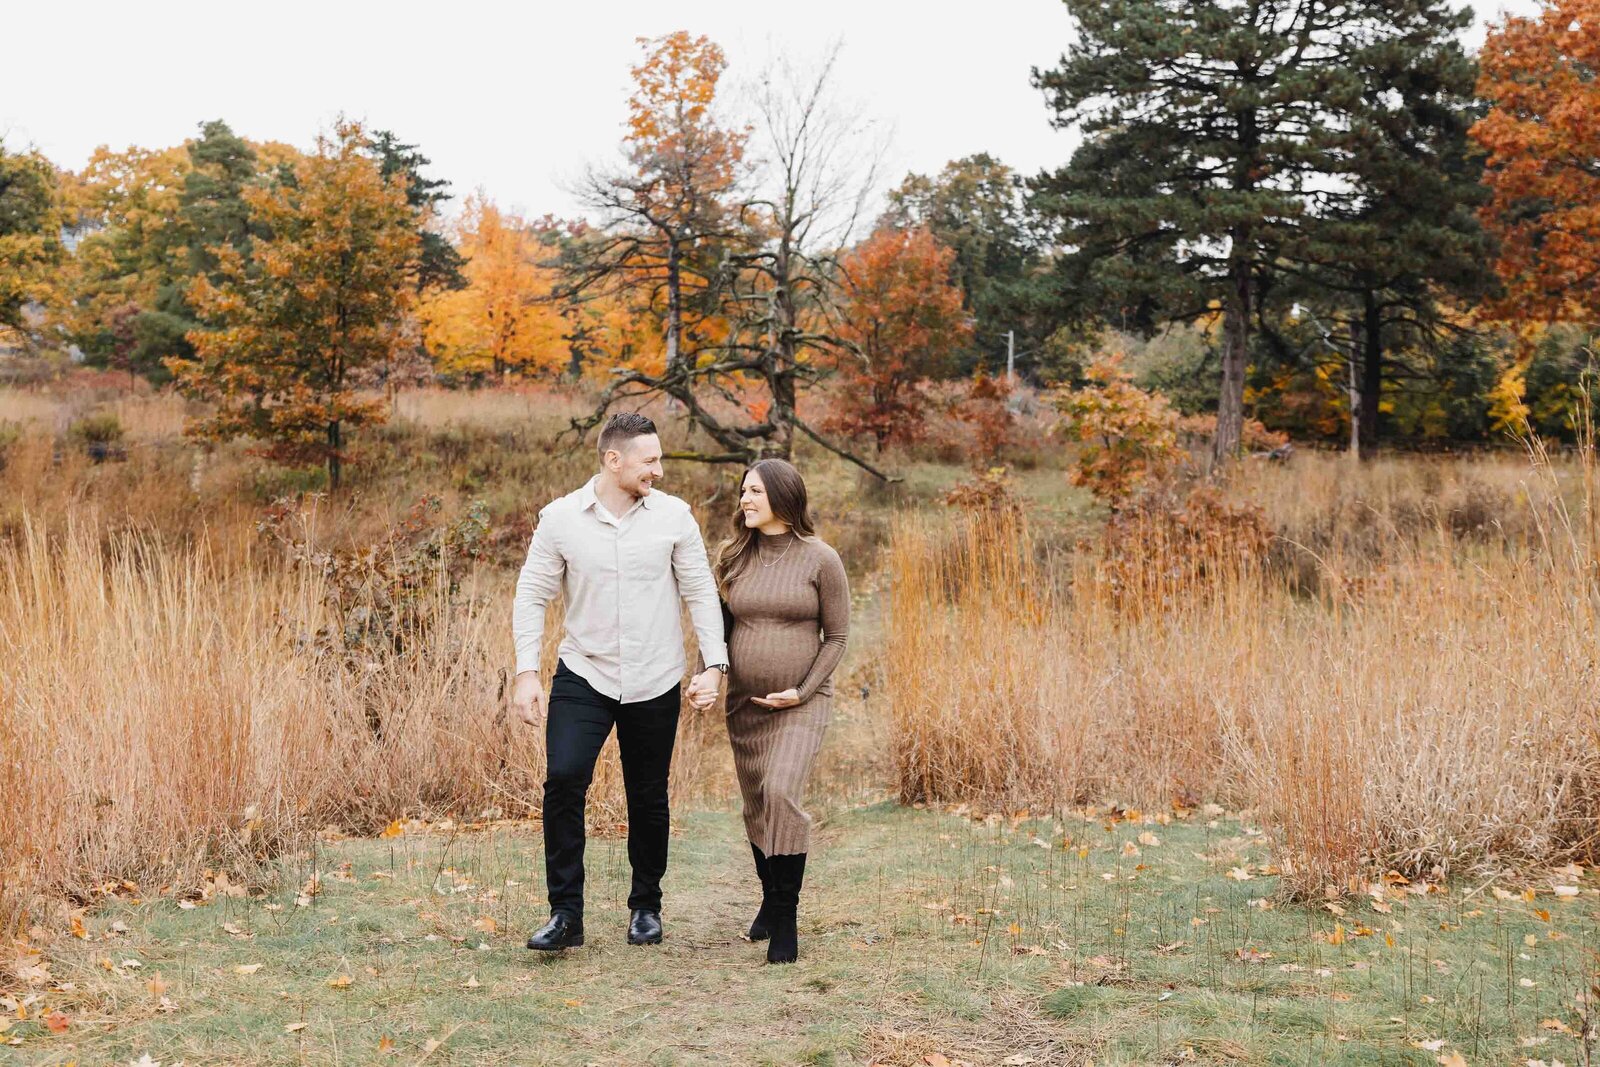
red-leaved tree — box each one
[826,227,971,451]
[1472,0,1600,327]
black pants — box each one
[543,662,680,919]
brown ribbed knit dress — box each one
[725,533,850,857]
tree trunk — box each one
[664,238,682,375]
[328,420,342,491]
[766,238,797,459]
[1347,319,1362,458]
[1213,248,1249,466]
[1358,291,1383,455]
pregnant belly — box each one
[729,623,817,695]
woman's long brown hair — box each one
[714,458,816,596]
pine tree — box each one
[366,129,467,294]
[1032,0,1491,462]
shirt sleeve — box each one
[512,511,565,676]
[795,548,850,702]
[673,506,728,670]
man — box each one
[510,412,728,951]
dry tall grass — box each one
[0,510,735,931]
[888,446,1600,892]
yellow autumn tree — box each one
[420,195,566,379]
[170,120,418,490]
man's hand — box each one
[510,671,546,726]
[752,688,801,710]
[686,667,723,711]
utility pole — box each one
[1006,329,1015,385]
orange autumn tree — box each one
[570,31,753,453]
[421,195,566,380]
[171,120,418,490]
[1473,0,1600,328]
[1052,355,1187,509]
[828,227,971,451]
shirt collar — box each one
[580,475,657,516]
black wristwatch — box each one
[710,663,729,675]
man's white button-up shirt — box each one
[512,476,728,704]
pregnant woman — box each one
[714,458,849,964]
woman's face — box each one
[740,470,780,529]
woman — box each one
[714,458,849,965]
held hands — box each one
[510,671,546,726]
[752,688,801,710]
[686,667,723,711]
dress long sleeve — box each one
[795,549,850,703]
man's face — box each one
[607,433,665,499]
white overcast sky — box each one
[3,0,1541,222]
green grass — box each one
[9,805,1598,1066]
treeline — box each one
[1,0,1597,481]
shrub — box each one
[1051,355,1187,508]
[67,411,126,462]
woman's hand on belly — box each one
[751,688,801,709]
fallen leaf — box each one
[44,1011,69,1033]
[461,975,481,989]
[1437,1053,1467,1067]
[924,1056,952,1067]
[285,1022,307,1033]
[235,963,262,975]
[327,974,353,989]
[378,1035,395,1053]
[146,973,168,997]
[1226,867,1253,881]
[379,820,404,839]
[472,916,497,935]
[1552,885,1579,899]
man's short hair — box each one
[597,412,657,458]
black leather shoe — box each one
[627,908,663,945]
[526,913,584,951]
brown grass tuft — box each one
[888,447,1600,891]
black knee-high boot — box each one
[765,852,806,964]
[747,842,773,942]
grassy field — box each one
[4,383,1599,1065]
[8,804,1598,1066]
